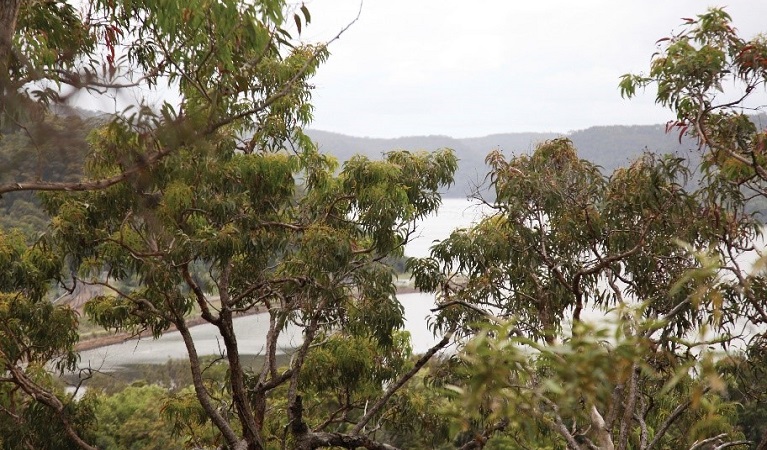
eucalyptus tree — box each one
[43,132,455,450]
[1,1,460,449]
[0,0,325,194]
[620,7,767,328]
[406,9,767,448]
[410,139,754,449]
[622,9,767,448]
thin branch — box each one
[690,434,729,450]
[431,301,503,324]
[646,387,710,450]
[181,263,220,325]
[714,441,752,450]
[351,332,453,435]
[206,3,363,134]
[0,144,175,195]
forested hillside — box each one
[307,123,704,197]
[1,120,709,236]
[0,111,96,235]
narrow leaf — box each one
[294,14,302,35]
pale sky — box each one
[299,1,767,138]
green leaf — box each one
[294,13,302,35]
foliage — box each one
[5,2,767,450]
[402,8,767,449]
[623,12,767,448]
[0,227,97,449]
[410,138,754,449]
[44,128,455,447]
[2,1,459,449]
[0,374,97,450]
[90,383,182,450]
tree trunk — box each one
[218,310,264,450]
[0,0,20,76]
[0,0,22,129]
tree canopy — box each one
[405,8,767,449]
[0,0,457,449]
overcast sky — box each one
[297,1,767,138]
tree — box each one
[621,9,767,446]
[0,227,99,449]
[401,9,767,449]
[409,138,754,449]
[1,1,460,449]
[0,0,327,195]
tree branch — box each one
[0,144,175,195]
[4,360,98,450]
[645,387,710,450]
[351,332,453,435]
[173,318,242,449]
[590,404,615,450]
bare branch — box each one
[589,405,615,450]
[351,332,453,435]
[0,144,175,195]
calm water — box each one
[78,198,488,370]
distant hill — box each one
[307,124,701,198]
[3,112,755,237]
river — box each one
[78,198,489,370]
